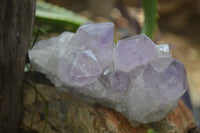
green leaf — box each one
[35,1,90,32]
[141,0,158,39]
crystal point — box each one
[156,44,171,57]
[68,22,114,68]
[114,34,158,72]
[126,58,187,123]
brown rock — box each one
[167,100,197,133]
[20,74,197,133]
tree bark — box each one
[0,0,35,132]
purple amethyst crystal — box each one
[67,22,114,68]
[127,58,187,122]
[29,22,188,124]
[114,34,158,72]
[57,50,103,87]
[109,71,130,92]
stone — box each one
[20,77,197,133]
[28,22,188,124]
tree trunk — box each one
[0,0,35,132]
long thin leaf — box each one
[36,1,90,32]
[141,0,158,39]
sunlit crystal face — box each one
[68,22,114,68]
[156,44,171,57]
[29,22,188,124]
[57,50,103,87]
[114,34,158,72]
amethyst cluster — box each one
[29,22,188,124]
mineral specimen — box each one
[114,34,158,72]
[66,22,114,69]
[29,22,188,124]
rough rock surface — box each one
[20,73,196,133]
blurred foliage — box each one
[35,0,90,33]
[34,0,158,38]
[147,129,157,133]
[141,0,158,39]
